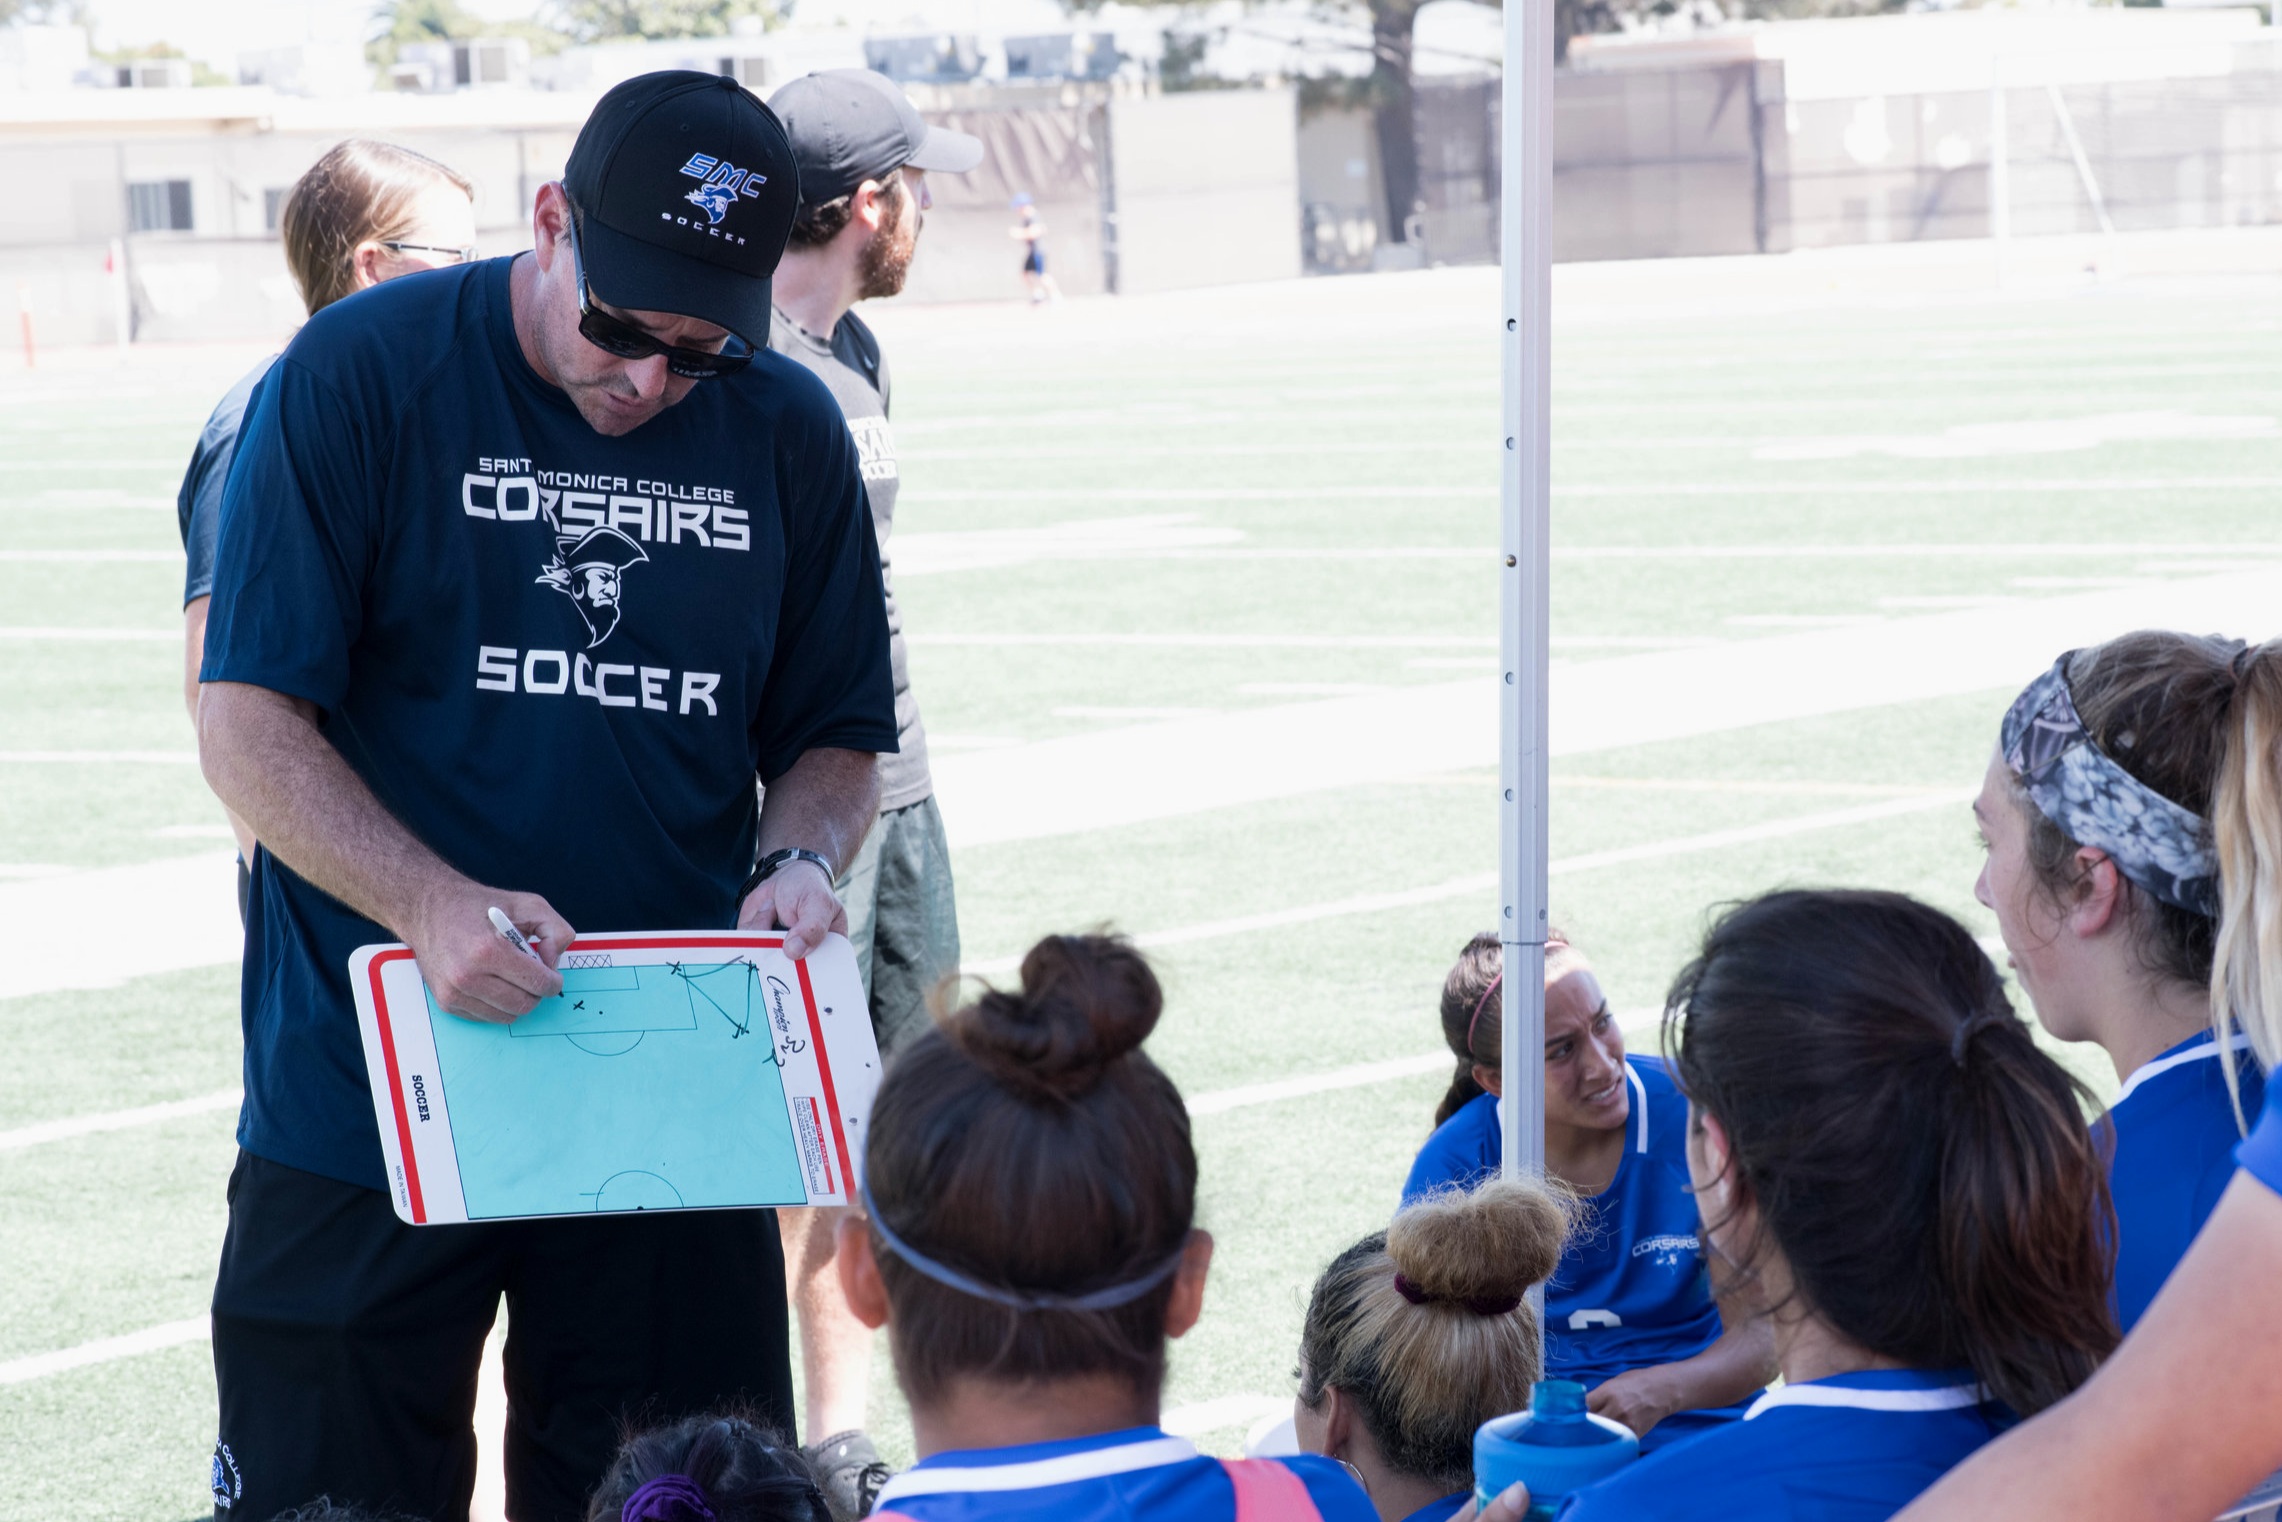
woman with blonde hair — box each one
[178,139,476,912]
[1293,1177,1569,1522]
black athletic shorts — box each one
[209,1150,793,1521]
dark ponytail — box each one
[1435,933,1503,1126]
[1663,889,2117,1417]
[862,933,1196,1405]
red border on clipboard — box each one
[794,955,856,1199]
[366,933,854,1215]
[365,947,427,1224]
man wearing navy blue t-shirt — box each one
[194,73,896,1522]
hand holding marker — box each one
[488,906,549,969]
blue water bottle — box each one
[1473,1379,1639,1520]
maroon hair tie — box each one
[1392,1273,1523,1317]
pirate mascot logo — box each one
[536,526,649,648]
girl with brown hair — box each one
[1971,633,2266,1331]
[1293,1178,1569,1522]
[1892,636,2282,1522]
[1517,889,2117,1521]
[833,934,1376,1522]
[1403,933,1773,1449]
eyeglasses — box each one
[380,240,479,264]
[565,212,752,381]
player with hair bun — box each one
[834,934,1376,1522]
[1294,1177,1570,1522]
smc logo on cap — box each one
[678,152,768,226]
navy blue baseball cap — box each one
[769,69,983,206]
[562,70,799,345]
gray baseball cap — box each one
[768,69,983,205]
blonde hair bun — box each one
[1388,1178,1569,1305]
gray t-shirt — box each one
[768,305,931,810]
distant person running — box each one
[1008,195,1057,304]
[1404,932,1773,1450]
[763,66,982,1520]
[1972,633,2268,1332]
[176,139,475,920]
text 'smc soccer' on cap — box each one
[562,70,799,346]
[768,69,984,207]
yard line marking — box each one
[1555,478,2282,497]
[0,1316,208,1387]
[0,851,240,1001]
[0,626,176,642]
[902,487,1493,503]
[963,790,1971,977]
[0,750,198,764]
[1547,543,2282,560]
[931,564,2282,848]
[1186,1053,1453,1117]
[0,1088,240,1153]
[0,549,181,563]
[1161,1394,1291,1436]
[912,633,1498,650]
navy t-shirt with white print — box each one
[201,258,897,1191]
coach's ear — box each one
[835,1213,891,1330]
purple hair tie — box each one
[622,1475,716,1522]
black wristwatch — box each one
[738,847,835,902]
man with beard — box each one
[763,68,980,1520]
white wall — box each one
[1108,87,1301,294]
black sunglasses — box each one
[565,212,753,381]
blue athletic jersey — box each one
[1559,1369,2012,1522]
[2105,1031,2266,1332]
[202,258,897,1190]
[869,1427,1374,1522]
[2237,1054,2282,1200]
[1400,1058,1750,1450]
[176,354,276,606]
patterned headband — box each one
[1999,656,2220,917]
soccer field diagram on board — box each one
[8,246,2282,1519]
[353,931,876,1224]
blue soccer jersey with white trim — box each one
[2106,1030,2266,1332]
[870,1426,1375,1522]
[1401,1057,1749,1449]
[1558,1369,2012,1522]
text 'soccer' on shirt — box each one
[200,257,897,1191]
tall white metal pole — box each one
[1498,0,1552,1187]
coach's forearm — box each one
[196,680,466,937]
[758,747,880,878]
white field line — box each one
[0,627,176,642]
[961,789,1968,978]
[0,1088,240,1153]
[1161,1394,1290,1437]
[0,750,198,764]
[1556,478,2282,497]
[1186,1053,1452,1117]
[0,1316,208,1387]
[1548,542,2282,560]
[912,633,1498,649]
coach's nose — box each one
[621,351,673,401]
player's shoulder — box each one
[1629,1053,1686,1108]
